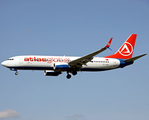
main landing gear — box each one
[66,74,71,79]
[72,71,77,76]
[66,71,77,79]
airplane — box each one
[1,34,147,79]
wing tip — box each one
[105,37,113,48]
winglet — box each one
[105,37,113,48]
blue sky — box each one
[0,0,149,120]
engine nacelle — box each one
[44,70,61,76]
[53,63,69,71]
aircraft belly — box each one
[14,62,53,70]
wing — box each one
[68,38,113,67]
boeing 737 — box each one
[1,34,146,79]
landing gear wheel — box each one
[15,71,18,75]
[66,74,71,79]
[72,71,77,76]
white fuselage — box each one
[2,55,121,71]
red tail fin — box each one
[105,34,137,59]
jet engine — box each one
[53,63,69,71]
[44,70,61,76]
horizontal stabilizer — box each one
[124,54,147,62]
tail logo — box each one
[118,42,133,56]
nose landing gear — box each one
[10,68,18,75]
[15,71,18,75]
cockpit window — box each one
[8,58,14,60]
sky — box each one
[0,0,149,120]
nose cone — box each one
[1,61,8,67]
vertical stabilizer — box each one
[105,34,137,59]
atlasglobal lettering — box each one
[24,57,70,63]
